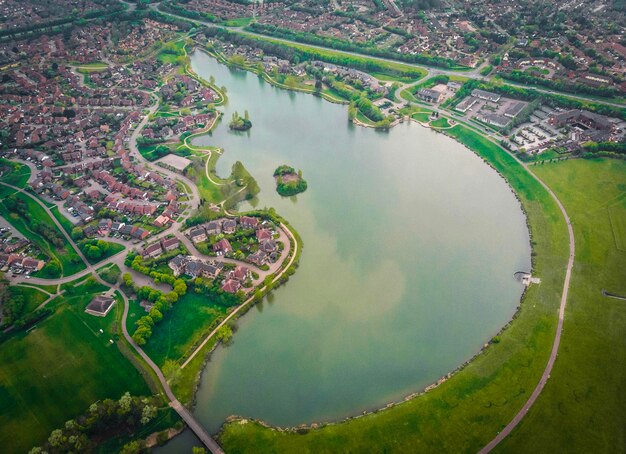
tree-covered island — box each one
[274,165,308,196]
[229,110,252,131]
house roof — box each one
[85,295,115,316]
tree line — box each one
[244,22,461,70]
[30,393,162,453]
[498,69,618,99]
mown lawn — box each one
[219,124,570,452]
[430,117,450,128]
[0,284,148,453]
[139,293,227,368]
[411,111,432,122]
[49,205,75,234]
[157,40,185,65]
[498,158,626,452]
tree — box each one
[122,272,133,287]
[120,440,147,454]
[173,280,187,296]
[48,429,64,448]
[71,227,84,240]
[149,308,163,323]
[216,325,233,344]
[86,245,102,260]
[119,392,132,414]
[141,404,157,425]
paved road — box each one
[118,285,224,454]
[3,109,224,453]
[477,150,576,452]
[181,222,298,368]
[0,181,92,267]
[127,101,201,215]
[155,3,626,108]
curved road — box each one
[181,222,299,368]
[153,2,626,109]
[479,165,576,452]
[7,14,579,449]
[118,285,224,454]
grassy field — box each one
[497,158,626,452]
[9,285,49,315]
[29,283,59,294]
[137,292,227,368]
[98,263,122,285]
[157,40,185,65]
[0,159,30,187]
[81,240,126,265]
[411,110,433,122]
[49,205,76,234]
[70,61,109,71]
[0,186,85,277]
[138,143,171,161]
[223,17,254,27]
[219,124,570,452]
[0,283,149,453]
[430,117,450,128]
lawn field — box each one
[219,124,570,452]
[0,285,149,453]
[498,158,626,452]
[608,204,626,251]
[157,40,185,65]
[411,110,433,122]
[430,117,450,128]
[138,292,227,368]
[49,205,75,234]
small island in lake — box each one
[274,165,308,196]
[229,110,252,131]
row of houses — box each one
[83,220,150,240]
[189,216,264,244]
[0,254,44,272]
[141,237,181,259]
[168,254,250,293]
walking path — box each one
[478,148,576,453]
[181,222,298,368]
[119,286,224,454]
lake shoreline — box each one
[160,49,534,450]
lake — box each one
[160,50,531,449]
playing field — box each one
[499,157,626,452]
[0,286,149,453]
